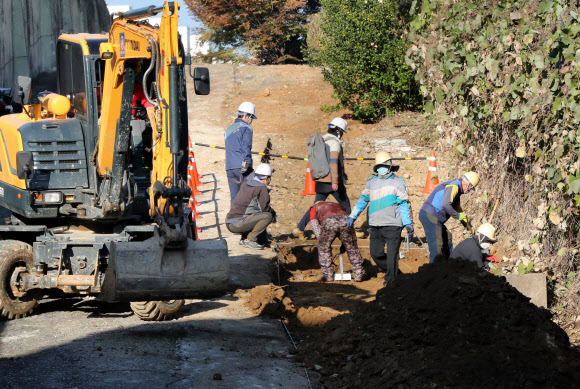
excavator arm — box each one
[97,2,191,241]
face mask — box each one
[377,167,390,176]
[246,117,253,125]
[480,242,491,250]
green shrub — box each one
[306,0,421,122]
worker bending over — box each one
[450,223,499,268]
[225,164,275,250]
[419,172,479,263]
[347,152,413,286]
[308,201,366,282]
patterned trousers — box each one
[318,215,365,278]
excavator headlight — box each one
[34,192,63,205]
[100,42,114,60]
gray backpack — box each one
[307,131,330,180]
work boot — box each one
[242,239,264,250]
[292,227,304,239]
[354,273,368,282]
[316,273,334,282]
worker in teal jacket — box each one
[419,171,479,263]
[347,152,413,285]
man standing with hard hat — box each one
[225,163,276,250]
[450,223,499,268]
[294,117,351,238]
[225,102,257,204]
[419,171,480,263]
[347,152,413,286]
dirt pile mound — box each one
[296,260,580,388]
[245,284,295,317]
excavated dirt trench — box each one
[242,243,580,388]
[244,237,430,328]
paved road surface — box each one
[0,64,310,389]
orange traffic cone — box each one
[421,150,440,194]
[188,138,203,186]
[188,164,202,196]
[188,196,203,219]
[301,163,316,196]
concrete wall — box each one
[0,0,111,93]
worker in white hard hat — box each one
[294,117,351,238]
[450,223,499,268]
[224,101,257,204]
[225,163,276,250]
[419,171,480,263]
[347,151,413,286]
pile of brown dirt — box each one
[244,284,295,317]
[295,260,580,388]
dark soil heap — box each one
[296,260,580,388]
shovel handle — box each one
[489,194,501,224]
[463,215,475,235]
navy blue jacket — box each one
[224,118,253,171]
[420,178,464,224]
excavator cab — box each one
[0,2,228,321]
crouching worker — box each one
[347,152,413,286]
[308,201,366,282]
[225,164,275,250]
[450,223,499,268]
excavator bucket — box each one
[99,237,229,302]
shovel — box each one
[334,254,352,281]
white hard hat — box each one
[476,223,497,243]
[238,101,257,119]
[463,171,480,188]
[329,117,347,131]
[254,163,272,177]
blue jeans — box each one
[419,209,453,263]
[297,184,351,231]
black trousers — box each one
[369,225,403,283]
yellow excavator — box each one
[0,2,229,321]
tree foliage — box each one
[306,0,421,122]
[406,0,580,302]
[184,0,319,64]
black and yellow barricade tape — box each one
[189,142,429,161]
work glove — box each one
[458,212,466,222]
[346,217,355,228]
[240,162,248,174]
[339,244,347,254]
[486,255,499,263]
[404,225,414,236]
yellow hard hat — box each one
[476,223,497,242]
[373,151,394,172]
[463,171,480,188]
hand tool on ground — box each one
[334,253,352,281]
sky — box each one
[104,0,202,29]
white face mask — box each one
[480,242,491,250]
